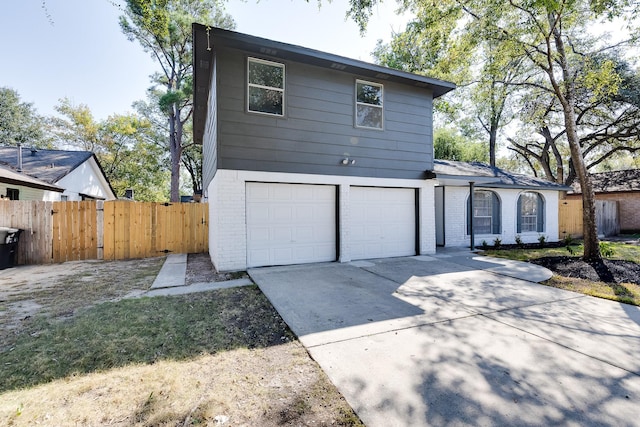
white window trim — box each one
[355,79,384,130]
[247,57,285,117]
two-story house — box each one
[193,25,455,271]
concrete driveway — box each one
[249,252,640,427]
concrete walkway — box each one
[250,252,640,427]
[145,254,252,297]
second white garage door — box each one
[246,183,336,268]
[350,186,416,260]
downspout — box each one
[469,181,475,250]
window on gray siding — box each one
[356,80,383,129]
[467,190,501,235]
[517,192,545,233]
[248,57,284,116]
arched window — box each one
[467,190,501,235]
[517,192,545,233]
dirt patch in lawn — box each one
[532,256,640,285]
[0,257,163,347]
[185,252,248,284]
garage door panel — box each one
[350,187,416,260]
[247,183,336,268]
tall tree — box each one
[134,92,202,195]
[350,0,640,261]
[0,87,51,148]
[119,0,234,202]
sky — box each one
[0,0,410,121]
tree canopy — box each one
[354,0,640,260]
[0,87,51,148]
[50,99,170,201]
[119,0,234,201]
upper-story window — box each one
[355,80,383,129]
[247,57,285,116]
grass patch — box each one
[484,241,640,263]
[545,276,640,306]
[0,286,294,393]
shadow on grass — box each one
[0,285,294,393]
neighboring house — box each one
[566,169,640,233]
[433,160,571,248]
[0,164,64,200]
[193,26,456,271]
[0,146,116,201]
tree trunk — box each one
[168,106,182,203]
[551,19,600,261]
[489,122,497,167]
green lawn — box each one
[0,286,294,393]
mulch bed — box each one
[532,256,640,285]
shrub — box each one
[493,238,502,248]
[564,234,576,255]
[599,241,615,258]
[514,235,524,248]
[481,240,489,250]
[538,235,547,248]
[563,234,575,247]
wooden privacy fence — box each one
[0,200,208,265]
[558,199,619,239]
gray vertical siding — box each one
[214,47,434,180]
[202,52,218,190]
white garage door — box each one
[246,183,336,268]
[350,186,416,260]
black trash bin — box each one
[0,227,22,270]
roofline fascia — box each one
[202,25,456,97]
[0,177,64,192]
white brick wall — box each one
[208,169,437,271]
[442,186,562,247]
[419,183,436,254]
[338,184,351,262]
[208,171,247,272]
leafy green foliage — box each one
[50,99,170,201]
[514,235,524,248]
[599,242,616,258]
[538,235,547,248]
[0,87,52,148]
[434,128,488,162]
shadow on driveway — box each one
[250,256,640,427]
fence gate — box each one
[52,201,98,263]
[558,198,619,239]
[102,201,208,261]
